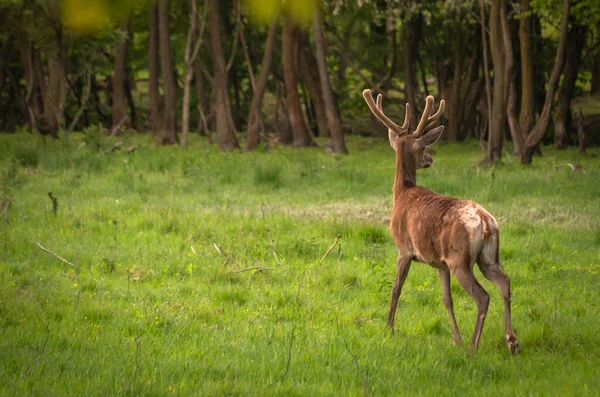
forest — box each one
[0,0,599,161]
[1,0,600,396]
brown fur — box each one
[362,90,519,354]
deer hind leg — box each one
[388,254,412,331]
[477,259,520,354]
[439,269,462,345]
[452,265,490,350]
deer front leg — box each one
[439,269,462,345]
[388,255,412,331]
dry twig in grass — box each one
[0,197,12,219]
[261,206,282,265]
[109,115,129,136]
[105,140,124,154]
[37,243,76,268]
[213,243,223,255]
[231,266,273,274]
[555,163,581,172]
[320,234,341,263]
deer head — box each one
[363,90,445,169]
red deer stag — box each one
[363,89,519,354]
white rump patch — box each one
[458,205,482,232]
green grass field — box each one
[1,132,599,396]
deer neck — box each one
[393,143,417,201]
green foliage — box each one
[0,133,600,395]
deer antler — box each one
[412,95,445,138]
[362,89,409,136]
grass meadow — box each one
[1,132,599,396]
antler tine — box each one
[362,89,408,136]
[377,94,410,131]
[413,96,445,138]
[412,96,433,138]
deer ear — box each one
[414,126,444,150]
[389,129,399,148]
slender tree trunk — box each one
[403,15,419,128]
[577,109,585,153]
[157,0,178,145]
[502,0,524,156]
[245,12,279,151]
[125,71,136,129]
[47,26,67,131]
[487,0,506,162]
[17,32,36,131]
[282,15,316,147]
[313,7,347,154]
[148,3,162,134]
[299,32,329,139]
[592,53,600,96]
[554,21,586,149]
[519,0,535,144]
[480,0,493,149]
[209,0,238,150]
[33,47,59,137]
[182,0,206,148]
[521,0,571,165]
[193,55,211,140]
[447,28,464,142]
[5,66,29,125]
[112,17,130,132]
[460,37,483,139]
[276,82,293,145]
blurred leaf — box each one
[242,0,317,24]
[62,0,112,32]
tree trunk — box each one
[403,15,419,128]
[112,17,130,132]
[502,0,524,156]
[487,0,506,162]
[519,0,535,143]
[282,15,316,147]
[148,3,162,134]
[480,0,493,150]
[157,0,178,145]
[554,21,586,149]
[577,109,585,153]
[209,0,239,150]
[521,0,571,165]
[33,46,59,137]
[125,71,136,129]
[299,32,329,139]
[182,0,206,148]
[245,12,279,151]
[460,32,483,138]
[193,55,211,140]
[47,25,67,131]
[313,7,347,154]
[447,28,464,142]
[592,53,600,96]
[276,82,293,145]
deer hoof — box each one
[506,335,520,355]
